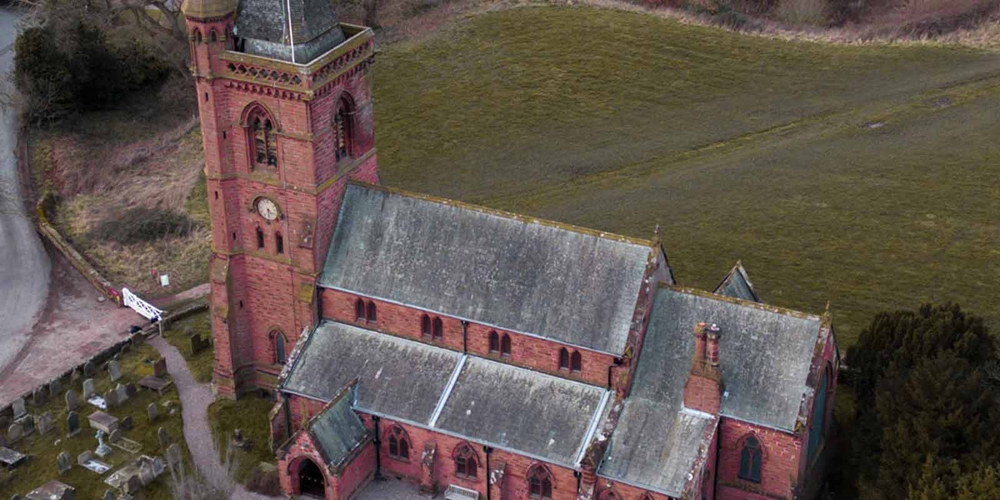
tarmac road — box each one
[0,7,51,371]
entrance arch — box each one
[295,457,326,498]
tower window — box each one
[489,331,499,353]
[559,348,569,370]
[214,191,218,200]
[210,29,217,43]
[501,334,512,357]
[739,436,763,483]
[454,443,478,479]
[421,314,431,338]
[204,92,208,102]
[276,232,284,255]
[333,95,355,161]
[387,426,410,461]
[366,301,377,324]
[273,331,287,365]
[432,317,443,340]
[355,299,365,322]
[256,227,264,249]
[247,106,278,168]
[571,351,582,373]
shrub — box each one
[775,0,830,26]
[14,26,74,123]
[245,463,281,496]
[90,207,199,245]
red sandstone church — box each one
[181,0,839,498]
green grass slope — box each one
[374,6,1000,346]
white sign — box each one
[122,288,164,321]
[159,274,170,287]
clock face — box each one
[256,198,279,221]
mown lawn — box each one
[374,6,1000,346]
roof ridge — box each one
[346,180,656,248]
[660,284,821,321]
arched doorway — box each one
[297,457,326,498]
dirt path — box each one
[148,335,274,500]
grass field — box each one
[374,6,1000,346]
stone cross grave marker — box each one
[65,390,78,411]
[82,379,96,400]
[66,411,81,438]
[153,358,167,378]
[11,399,26,420]
[56,451,71,474]
[108,361,122,382]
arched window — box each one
[276,232,284,255]
[598,490,620,500]
[421,314,431,338]
[246,107,278,168]
[366,301,377,323]
[571,351,582,373]
[193,28,202,44]
[273,331,288,365]
[333,95,355,161]
[210,29,218,42]
[432,317,443,340]
[256,227,265,249]
[489,331,499,353]
[640,494,654,500]
[454,443,478,479]
[501,334,511,357]
[559,348,569,370]
[355,298,365,322]
[527,465,553,499]
[739,436,763,483]
[386,426,410,461]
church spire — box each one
[235,0,346,63]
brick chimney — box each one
[683,322,723,414]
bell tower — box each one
[182,0,379,397]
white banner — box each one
[122,288,164,321]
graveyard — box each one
[0,342,191,499]
[162,311,215,384]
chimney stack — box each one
[683,321,723,415]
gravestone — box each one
[125,474,141,494]
[109,429,121,444]
[0,433,6,448]
[11,399,26,420]
[157,427,170,448]
[152,358,167,378]
[64,390,78,411]
[83,361,96,377]
[108,361,122,382]
[48,380,61,398]
[103,389,117,409]
[32,388,45,407]
[82,379,96,400]
[102,490,115,500]
[15,416,33,436]
[121,416,133,431]
[114,384,128,405]
[139,461,154,485]
[165,443,181,469]
[190,335,211,354]
[56,452,71,474]
[124,383,138,398]
[151,456,165,477]
[77,450,93,466]
[34,412,53,435]
[66,412,81,437]
[70,369,81,382]
[147,403,158,422]
[5,423,21,444]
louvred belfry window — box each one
[334,96,355,161]
[247,107,278,168]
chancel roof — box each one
[319,183,654,355]
[307,388,368,468]
[236,0,346,63]
[713,261,761,302]
[283,321,609,467]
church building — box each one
[181,0,839,499]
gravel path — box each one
[149,336,275,500]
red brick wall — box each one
[279,431,336,498]
[595,481,672,500]
[320,289,618,387]
[335,442,376,499]
[715,419,802,500]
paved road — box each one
[0,7,51,372]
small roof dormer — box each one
[235,0,347,64]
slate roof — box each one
[236,0,346,63]
[283,321,463,424]
[713,261,761,302]
[283,321,609,467]
[319,183,654,355]
[435,356,608,467]
[308,389,368,468]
